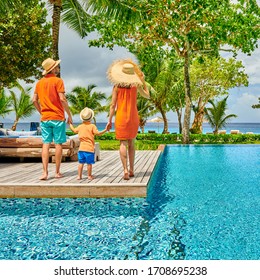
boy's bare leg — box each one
[119,140,129,180]
[128,139,135,177]
[54,144,63,178]
[87,164,94,180]
[77,163,84,180]
[40,143,50,180]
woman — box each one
[106,59,150,180]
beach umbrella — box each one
[148,116,164,133]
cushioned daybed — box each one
[0,129,80,162]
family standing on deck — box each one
[33,58,150,181]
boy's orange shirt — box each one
[74,122,99,152]
[35,74,65,121]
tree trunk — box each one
[52,2,62,76]
[159,107,168,134]
[182,54,192,143]
[11,119,19,131]
[190,98,205,134]
[139,119,146,133]
[176,108,182,134]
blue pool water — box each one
[0,145,259,260]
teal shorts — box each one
[41,120,66,144]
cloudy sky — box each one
[4,7,260,124]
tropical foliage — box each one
[84,0,260,143]
[204,96,237,134]
[0,89,13,117]
[0,0,51,88]
[47,0,94,62]
[66,85,106,122]
[189,56,248,134]
[8,83,36,131]
[137,94,155,133]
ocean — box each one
[1,122,260,134]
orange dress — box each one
[115,86,139,140]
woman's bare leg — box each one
[119,140,129,180]
[128,139,135,177]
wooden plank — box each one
[102,151,147,184]
[142,151,161,182]
[133,151,159,183]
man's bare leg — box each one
[54,144,63,178]
[40,143,50,180]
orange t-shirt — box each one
[73,122,99,152]
[35,74,65,121]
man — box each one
[33,58,73,180]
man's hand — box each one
[67,116,73,125]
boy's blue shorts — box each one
[41,120,66,144]
[78,151,95,164]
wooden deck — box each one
[0,150,161,198]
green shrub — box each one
[67,130,260,150]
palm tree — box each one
[137,96,154,133]
[66,84,106,123]
[48,0,62,61]
[9,83,36,131]
[204,96,237,134]
[0,89,12,117]
[47,0,92,62]
[143,58,183,134]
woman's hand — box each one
[106,121,112,131]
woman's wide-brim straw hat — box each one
[80,107,95,122]
[107,59,143,87]
[42,58,61,75]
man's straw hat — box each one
[42,58,61,75]
[107,59,143,87]
[80,107,95,122]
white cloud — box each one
[227,92,260,122]
[236,48,260,85]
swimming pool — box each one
[0,145,259,260]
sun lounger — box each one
[218,130,226,134]
[230,130,242,134]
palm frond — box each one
[0,89,13,116]
[204,96,237,133]
[84,0,144,22]
[62,0,93,37]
